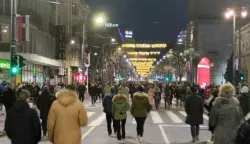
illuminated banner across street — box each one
[122,43,167,48]
[127,51,161,56]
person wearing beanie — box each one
[5,90,41,144]
[36,85,55,140]
[237,86,250,116]
[184,86,204,142]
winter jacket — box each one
[112,94,130,120]
[235,112,250,144]
[102,93,114,114]
[209,97,243,144]
[47,90,88,144]
[5,100,41,144]
[237,93,250,116]
[2,88,16,112]
[148,88,154,105]
[36,91,55,120]
[131,92,151,118]
[185,94,203,125]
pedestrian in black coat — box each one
[185,87,204,142]
[36,85,54,137]
[5,90,41,144]
[2,83,16,113]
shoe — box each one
[191,138,195,142]
[117,140,122,143]
[108,132,112,136]
[41,136,48,141]
[196,136,199,141]
[138,136,142,143]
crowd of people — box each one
[1,80,250,144]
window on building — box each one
[0,24,10,42]
[72,4,78,15]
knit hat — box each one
[190,87,197,93]
[241,86,249,94]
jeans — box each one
[106,113,116,134]
[79,94,84,102]
[91,96,96,105]
[42,118,47,136]
[135,117,146,137]
[190,124,199,138]
[114,118,126,140]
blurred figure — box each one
[154,85,161,110]
[237,86,250,116]
[209,83,243,144]
[131,86,151,143]
[184,87,204,142]
[36,85,55,139]
[78,83,86,102]
[5,90,41,144]
[2,83,16,114]
[102,87,117,136]
[235,112,250,144]
[147,85,154,109]
[47,85,88,144]
[112,94,130,142]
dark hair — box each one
[138,86,144,92]
[110,87,116,93]
[18,90,30,101]
[66,84,77,91]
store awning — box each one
[0,52,63,67]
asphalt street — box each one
[0,98,211,144]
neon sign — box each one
[105,23,119,28]
[122,43,167,48]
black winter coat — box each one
[185,94,204,125]
[102,93,113,114]
[36,91,54,119]
[235,113,250,144]
[5,100,41,144]
[2,88,16,112]
[237,94,250,116]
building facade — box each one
[0,0,89,86]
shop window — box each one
[0,24,10,42]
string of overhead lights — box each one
[127,52,161,55]
[122,43,167,48]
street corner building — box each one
[0,0,90,86]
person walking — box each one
[5,90,41,144]
[147,85,154,109]
[102,87,117,135]
[131,86,151,143]
[36,85,55,139]
[184,87,204,142]
[112,94,130,143]
[78,83,86,102]
[237,86,250,116]
[209,83,243,144]
[235,112,250,144]
[2,83,16,114]
[47,85,88,144]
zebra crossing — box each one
[86,110,209,127]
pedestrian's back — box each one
[47,85,88,144]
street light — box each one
[94,52,98,56]
[70,40,75,44]
[96,17,104,24]
[118,47,121,51]
[123,55,127,58]
[241,9,248,18]
[111,38,116,43]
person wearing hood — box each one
[36,85,55,139]
[47,85,88,144]
[237,86,250,116]
[131,86,151,143]
[5,90,41,144]
[2,83,16,114]
[102,87,117,135]
[112,94,130,142]
[209,83,243,144]
[184,87,204,142]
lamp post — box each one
[225,8,248,85]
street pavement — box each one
[0,98,211,144]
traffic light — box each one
[240,74,245,81]
[165,76,169,82]
[10,55,19,76]
[18,55,26,68]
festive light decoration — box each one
[130,58,156,62]
[127,52,161,56]
[122,43,167,48]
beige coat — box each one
[148,88,154,105]
[47,90,88,144]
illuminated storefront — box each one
[197,57,211,87]
[0,59,10,82]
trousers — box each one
[190,124,200,138]
[135,117,146,137]
[114,118,126,140]
[106,113,116,134]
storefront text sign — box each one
[0,59,10,69]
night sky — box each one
[88,0,188,43]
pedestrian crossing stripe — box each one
[85,110,209,126]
